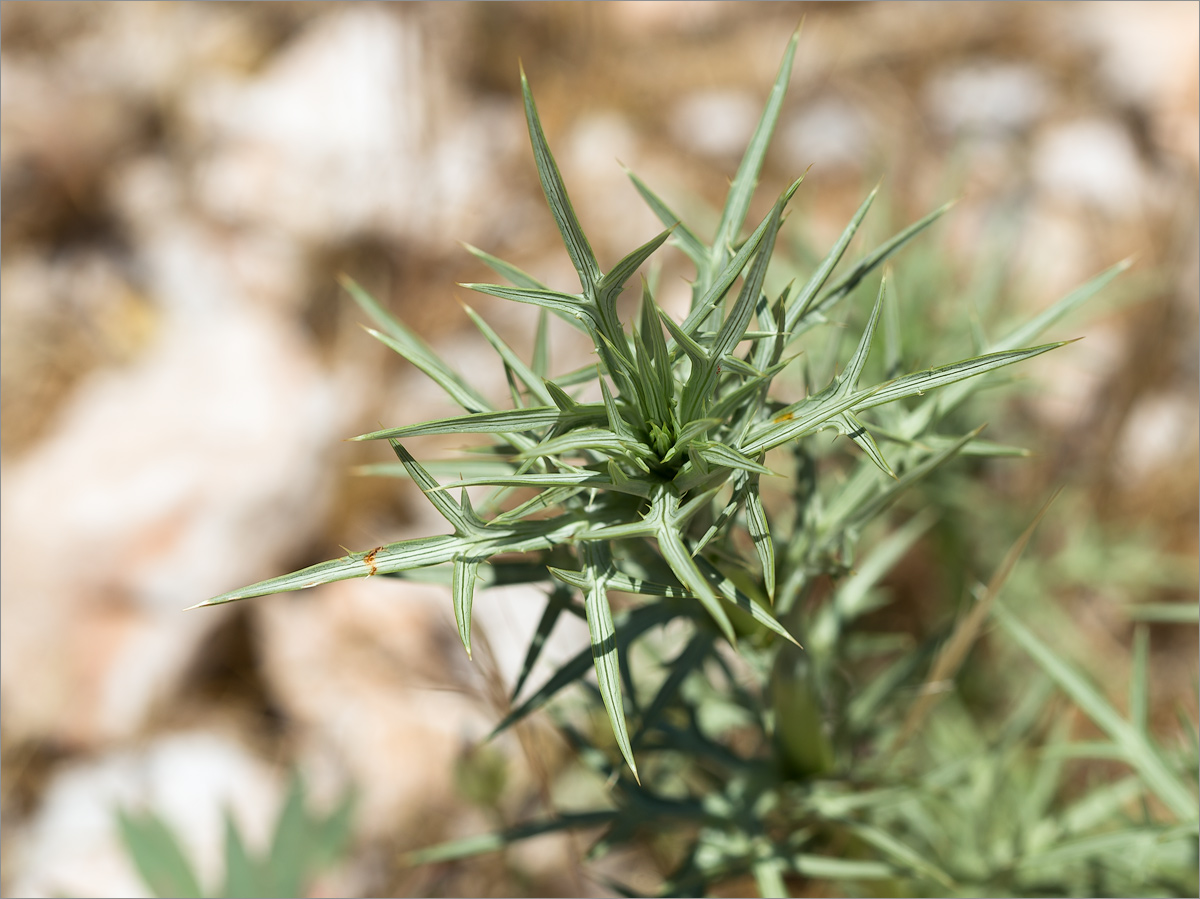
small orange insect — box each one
[362,546,383,576]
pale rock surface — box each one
[1033,119,1149,217]
[782,97,874,173]
[1112,392,1200,484]
[0,191,350,744]
[925,62,1049,137]
[183,6,516,251]
[669,89,761,161]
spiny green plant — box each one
[194,27,1197,897]
[195,25,1083,779]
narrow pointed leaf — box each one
[433,470,650,498]
[798,200,955,332]
[221,812,260,897]
[341,275,492,408]
[116,809,205,899]
[694,556,799,645]
[682,188,792,421]
[600,374,636,440]
[460,302,554,405]
[515,427,654,464]
[390,441,481,534]
[192,535,465,608]
[678,179,801,341]
[402,811,619,867]
[833,412,895,478]
[461,243,549,290]
[994,259,1130,353]
[855,342,1066,410]
[785,183,879,331]
[521,68,601,291]
[597,226,674,309]
[625,168,707,267]
[712,25,801,268]
[658,305,709,363]
[579,546,639,780]
[463,282,592,333]
[543,378,581,412]
[655,524,736,645]
[354,404,607,441]
[690,440,775,475]
[740,383,880,456]
[993,601,1198,822]
[532,308,550,376]
[452,557,481,658]
[744,478,775,600]
[840,278,886,390]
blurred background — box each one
[1,2,1196,896]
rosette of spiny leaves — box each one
[195,28,1121,784]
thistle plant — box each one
[197,29,1197,897]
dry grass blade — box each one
[892,487,1062,750]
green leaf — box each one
[265,771,308,897]
[712,24,801,278]
[353,458,518,481]
[689,440,774,475]
[521,66,601,291]
[433,470,651,499]
[600,371,638,441]
[839,277,886,392]
[785,183,879,331]
[462,282,592,333]
[1131,623,1149,736]
[855,342,1067,410]
[624,168,707,267]
[453,556,482,659]
[796,199,955,334]
[461,243,549,291]
[515,427,655,465]
[353,404,607,441]
[389,441,483,535]
[459,301,554,406]
[845,822,956,890]
[678,179,802,344]
[116,808,205,899]
[221,810,262,898]
[579,544,640,781]
[1126,602,1200,624]
[681,183,795,422]
[342,276,491,415]
[532,308,551,377]
[739,383,877,456]
[652,519,737,645]
[792,855,893,880]
[831,412,895,478]
[311,784,356,870]
[993,601,1198,822]
[743,478,775,600]
[694,556,799,646]
[191,535,465,608]
[597,227,674,320]
[994,259,1130,353]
